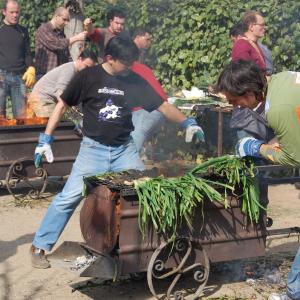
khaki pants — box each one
[27,92,56,118]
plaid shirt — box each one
[35,22,71,75]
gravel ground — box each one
[0,183,299,300]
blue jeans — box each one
[131,109,165,152]
[33,136,144,251]
[287,246,300,299]
[0,69,27,118]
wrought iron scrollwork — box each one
[5,158,48,200]
[147,238,210,300]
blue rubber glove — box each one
[34,133,54,168]
[181,117,205,143]
[235,137,264,158]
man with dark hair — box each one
[30,36,205,269]
[132,27,152,63]
[215,60,300,300]
[0,0,35,119]
[28,49,98,117]
[83,8,129,60]
[35,6,87,77]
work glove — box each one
[181,117,205,143]
[22,66,36,88]
[34,133,54,168]
[235,137,264,158]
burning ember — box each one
[0,102,48,126]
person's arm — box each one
[69,31,87,45]
[34,98,69,167]
[83,18,102,43]
[36,24,69,51]
[37,24,86,51]
[158,102,205,142]
[157,101,186,123]
[22,27,35,88]
[23,27,34,68]
[45,98,68,136]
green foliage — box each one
[11,0,300,90]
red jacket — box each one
[232,38,266,72]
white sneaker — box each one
[268,293,291,300]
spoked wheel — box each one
[147,237,210,300]
[5,158,48,200]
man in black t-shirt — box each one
[30,37,205,269]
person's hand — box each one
[83,18,94,35]
[235,137,264,158]
[34,133,54,168]
[22,66,36,88]
[76,31,88,41]
[181,117,205,143]
[83,18,92,27]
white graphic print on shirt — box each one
[98,99,121,122]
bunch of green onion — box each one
[135,156,265,240]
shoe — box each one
[268,293,292,300]
[30,245,50,269]
[295,182,300,190]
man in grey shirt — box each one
[29,49,97,117]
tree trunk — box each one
[64,0,84,60]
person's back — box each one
[33,62,76,100]
[29,49,97,117]
[265,71,300,165]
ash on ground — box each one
[209,252,295,297]
[70,255,97,271]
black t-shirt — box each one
[61,65,164,146]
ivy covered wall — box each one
[11,0,300,90]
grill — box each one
[0,121,81,198]
[77,171,268,299]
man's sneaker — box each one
[30,245,50,269]
[268,293,292,300]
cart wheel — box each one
[147,237,210,300]
[5,158,48,201]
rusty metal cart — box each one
[0,122,80,199]
[47,164,300,300]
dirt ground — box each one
[0,183,299,300]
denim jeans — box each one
[0,69,26,118]
[33,136,144,251]
[131,109,165,152]
[287,246,300,299]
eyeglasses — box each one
[254,23,266,27]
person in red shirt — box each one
[130,61,167,152]
[231,11,266,73]
[84,8,129,61]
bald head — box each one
[51,6,70,29]
[53,7,68,17]
[2,0,20,25]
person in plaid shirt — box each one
[35,6,87,78]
